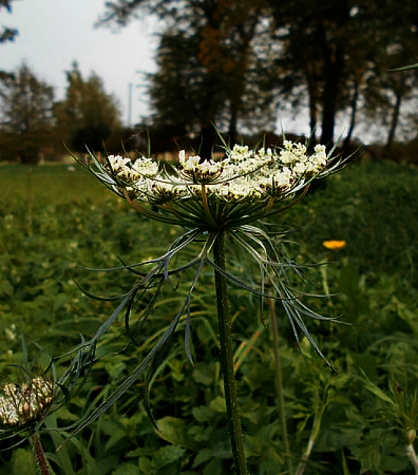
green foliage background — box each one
[0,160,418,474]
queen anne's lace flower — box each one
[87,139,341,229]
[68,136,350,449]
[107,154,130,171]
[131,157,159,177]
[0,378,54,427]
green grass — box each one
[0,163,111,206]
[0,159,418,474]
[288,159,418,287]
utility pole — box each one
[127,83,133,127]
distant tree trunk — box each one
[343,79,359,150]
[199,122,217,160]
[198,72,221,161]
[316,3,348,147]
[20,149,39,165]
[306,70,319,141]
[386,90,402,150]
[228,100,239,148]
[226,16,257,150]
[320,45,345,146]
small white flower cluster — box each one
[103,140,329,205]
[0,377,54,427]
[107,154,159,182]
[178,150,224,179]
[4,324,17,341]
[279,141,327,175]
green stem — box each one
[26,167,33,235]
[30,433,51,475]
[406,443,418,475]
[295,406,325,475]
[269,299,293,474]
[213,231,248,475]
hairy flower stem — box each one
[30,433,51,475]
[213,232,248,475]
[406,444,418,474]
[295,411,323,475]
[269,299,293,474]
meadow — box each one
[0,158,418,474]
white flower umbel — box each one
[85,139,342,230]
[0,377,54,428]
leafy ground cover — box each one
[0,160,417,474]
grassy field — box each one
[0,159,418,474]
[0,163,110,205]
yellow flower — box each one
[323,240,346,250]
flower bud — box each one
[405,428,416,446]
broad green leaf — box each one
[192,448,214,467]
[362,380,396,407]
[153,446,185,469]
[138,457,153,475]
[157,416,195,449]
[11,449,37,475]
[112,463,140,475]
[203,458,224,475]
[209,397,226,413]
[192,364,215,386]
[192,405,213,422]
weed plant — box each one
[0,159,417,474]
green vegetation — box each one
[0,160,418,474]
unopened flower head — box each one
[0,377,55,428]
[85,138,342,229]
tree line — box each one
[100,0,418,156]
[0,61,124,163]
[0,1,134,164]
[1,0,418,163]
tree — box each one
[364,58,418,151]
[360,2,418,149]
[0,63,55,163]
[267,0,363,145]
[102,0,418,149]
[0,0,17,45]
[54,63,121,152]
[147,25,241,157]
[100,0,274,157]
[1,0,18,83]
[193,0,273,149]
[268,0,418,147]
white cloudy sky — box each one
[1,0,160,125]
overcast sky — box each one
[1,0,159,126]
